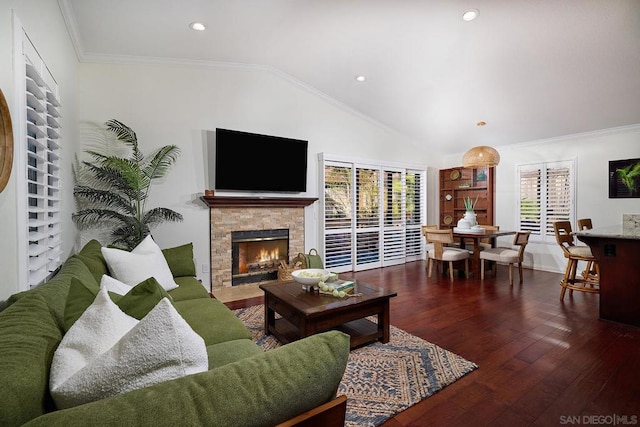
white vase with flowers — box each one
[462,196,478,227]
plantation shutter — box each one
[321,155,427,272]
[544,162,573,238]
[518,166,541,236]
[323,162,353,270]
[355,165,381,270]
[22,29,63,287]
[518,161,574,243]
[405,170,424,260]
[382,168,405,265]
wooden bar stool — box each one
[553,221,599,300]
[577,218,599,281]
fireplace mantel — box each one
[204,194,316,289]
[201,195,317,208]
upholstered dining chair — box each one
[480,231,530,285]
[553,221,599,300]
[424,228,469,281]
[421,225,438,252]
[577,218,598,281]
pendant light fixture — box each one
[462,120,500,168]
[462,145,500,168]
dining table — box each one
[452,228,516,278]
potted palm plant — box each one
[72,119,183,250]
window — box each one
[518,160,574,243]
[14,21,63,289]
[321,155,426,272]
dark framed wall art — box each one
[609,158,640,198]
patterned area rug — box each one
[233,305,478,427]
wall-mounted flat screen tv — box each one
[213,128,308,193]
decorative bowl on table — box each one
[291,269,331,286]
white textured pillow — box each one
[101,235,178,291]
[50,286,139,405]
[100,274,133,295]
[51,292,208,409]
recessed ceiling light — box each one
[462,9,479,21]
[189,22,206,31]
[355,75,366,82]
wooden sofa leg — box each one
[277,395,347,427]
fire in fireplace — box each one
[231,229,289,285]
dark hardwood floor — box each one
[225,261,640,426]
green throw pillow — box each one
[73,239,109,284]
[162,242,196,277]
[113,277,172,320]
[64,278,100,332]
[63,277,172,332]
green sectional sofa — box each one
[0,240,350,427]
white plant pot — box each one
[457,218,470,229]
[463,211,477,227]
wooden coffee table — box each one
[259,280,397,349]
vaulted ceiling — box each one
[60,0,640,154]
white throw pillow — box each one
[51,294,208,409]
[100,274,133,295]
[50,286,139,401]
[101,235,179,291]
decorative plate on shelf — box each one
[443,215,453,225]
[450,170,461,180]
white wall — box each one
[76,61,430,289]
[0,0,79,303]
[442,125,640,273]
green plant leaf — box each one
[143,207,184,228]
[105,119,142,163]
[72,208,131,227]
[617,162,640,193]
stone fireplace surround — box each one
[201,195,317,291]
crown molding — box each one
[57,0,84,61]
